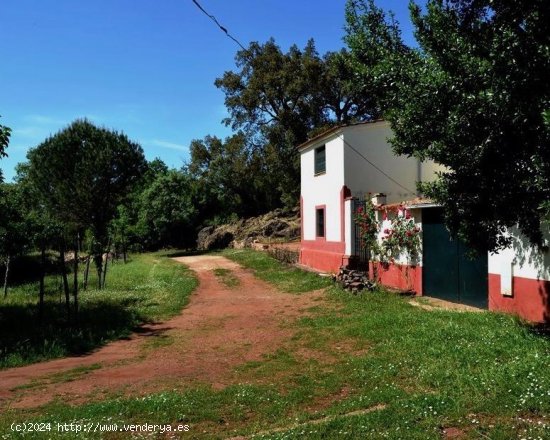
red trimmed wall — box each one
[370,262,422,295]
[489,273,550,323]
[300,240,346,273]
[299,185,351,273]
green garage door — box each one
[422,208,488,308]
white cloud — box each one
[148,139,188,152]
[24,114,68,125]
[12,126,45,138]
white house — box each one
[299,120,550,323]
[299,120,440,273]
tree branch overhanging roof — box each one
[297,119,386,151]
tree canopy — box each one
[346,0,550,253]
[22,119,147,294]
[0,117,11,182]
[215,38,382,207]
[25,119,147,241]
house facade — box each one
[299,121,550,323]
[299,120,439,273]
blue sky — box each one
[1,0,420,181]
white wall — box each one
[489,227,550,286]
[300,134,345,242]
[345,199,353,256]
[343,122,442,203]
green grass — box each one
[222,248,332,293]
[0,252,197,369]
[213,268,241,288]
[1,250,549,439]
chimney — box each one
[371,193,387,206]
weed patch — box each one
[213,268,241,288]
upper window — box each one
[314,145,326,175]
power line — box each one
[340,135,417,194]
[191,0,247,51]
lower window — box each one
[316,208,325,238]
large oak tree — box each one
[215,38,382,207]
[346,0,550,253]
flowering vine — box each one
[380,207,421,262]
[354,199,380,252]
[355,201,421,265]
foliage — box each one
[355,200,421,264]
[216,38,381,208]
[380,207,421,262]
[0,118,9,159]
[23,119,147,291]
[0,183,29,261]
[188,133,275,219]
[0,253,197,369]
[344,0,412,113]
[0,116,10,181]
[137,170,199,249]
[25,119,147,242]
[346,0,550,253]
[354,199,380,253]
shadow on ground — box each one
[0,298,144,369]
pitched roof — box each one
[380,197,439,210]
[297,119,386,151]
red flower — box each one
[383,228,390,234]
[357,207,363,214]
[405,210,411,219]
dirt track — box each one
[0,255,323,409]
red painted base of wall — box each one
[370,262,422,295]
[299,249,345,273]
[489,273,550,323]
[299,240,346,273]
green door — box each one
[422,208,488,308]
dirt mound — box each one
[197,208,300,251]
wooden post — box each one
[73,234,79,321]
[39,246,46,325]
[60,243,71,322]
[3,255,10,298]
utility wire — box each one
[191,2,411,194]
[340,135,417,194]
[191,0,247,51]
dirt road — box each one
[0,255,323,409]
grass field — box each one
[0,252,197,369]
[1,250,549,439]
[222,248,331,293]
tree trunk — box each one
[83,256,91,290]
[60,245,71,322]
[95,254,103,290]
[123,243,127,264]
[73,235,79,322]
[39,246,46,325]
[102,253,109,289]
[3,254,10,298]
[102,238,111,289]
